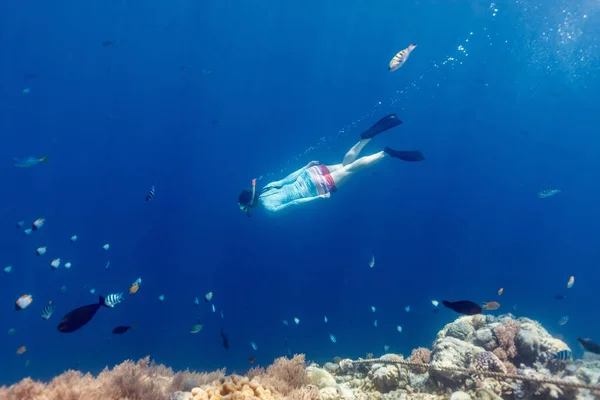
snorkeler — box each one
[238,114,423,215]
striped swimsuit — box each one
[259,165,337,212]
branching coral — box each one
[493,320,520,359]
[408,348,431,373]
[250,354,309,396]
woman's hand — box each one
[306,161,319,168]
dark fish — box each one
[112,325,133,334]
[555,295,566,300]
[578,338,600,354]
[57,296,107,333]
[442,300,483,315]
[220,328,229,350]
[550,350,572,361]
[101,40,116,47]
[248,357,256,363]
[146,185,155,201]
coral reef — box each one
[2,315,600,400]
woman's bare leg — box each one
[331,151,387,188]
[342,139,371,166]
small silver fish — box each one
[250,341,258,350]
[558,316,569,326]
[374,320,378,328]
[538,189,561,199]
[104,293,124,307]
[40,301,56,320]
[388,43,418,72]
[329,333,337,343]
[369,255,375,268]
[281,319,289,326]
[14,156,48,168]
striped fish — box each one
[41,301,56,320]
[146,185,155,201]
[551,349,572,362]
[104,293,124,308]
[558,316,569,326]
[388,43,418,72]
[538,189,561,199]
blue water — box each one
[1,0,600,386]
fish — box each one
[32,218,45,230]
[104,261,110,270]
[103,243,110,251]
[431,300,439,307]
[112,323,135,334]
[64,262,72,269]
[371,306,376,313]
[324,316,328,323]
[36,246,47,256]
[221,328,230,350]
[555,295,566,300]
[294,317,300,325]
[70,235,77,243]
[129,278,142,294]
[146,185,155,201]
[190,320,203,334]
[482,301,500,311]
[211,303,216,312]
[14,156,48,168]
[578,338,600,354]
[57,296,107,333]
[513,304,518,311]
[104,293,124,308]
[221,310,224,319]
[373,320,378,328]
[41,301,56,320]
[369,255,375,268]
[24,228,32,235]
[50,259,61,270]
[89,288,96,294]
[248,357,256,363]
[101,40,116,46]
[388,43,418,72]
[158,294,165,302]
[251,341,258,350]
[405,306,411,313]
[15,294,33,311]
[442,300,483,315]
[205,292,213,302]
[194,297,200,306]
[538,189,561,199]
[558,316,569,326]
[329,333,337,343]
[60,285,67,293]
[24,360,30,367]
[16,346,27,355]
[16,220,24,228]
[397,325,403,333]
[498,288,504,296]
[384,345,390,352]
[567,276,575,289]
[4,265,12,273]
[550,350,572,362]
[281,320,289,326]
[22,88,30,94]
[8,328,16,335]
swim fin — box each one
[384,147,424,162]
[361,114,403,139]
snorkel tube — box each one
[247,179,257,217]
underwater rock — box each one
[307,366,337,388]
[450,391,472,400]
[474,388,502,400]
[371,365,401,393]
[430,336,482,386]
[515,325,540,364]
[170,391,193,400]
[324,362,340,374]
[474,328,497,351]
[319,386,341,400]
[446,320,475,341]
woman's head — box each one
[238,188,254,212]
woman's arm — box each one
[270,192,329,212]
[263,161,319,190]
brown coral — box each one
[493,320,520,359]
[191,375,281,400]
[408,348,431,373]
[492,347,508,362]
[250,354,309,396]
[472,351,507,378]
[0,356,224,400]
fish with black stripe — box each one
[388,43,418,72]
[104,293,124,308]
[146,185,155,201]
[550,349,572,362]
